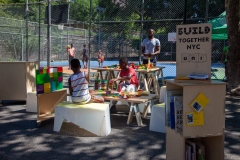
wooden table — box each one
[136,67,165,95]
[91,68,120,90]
[91,67,165,95]
[104,94,158,126]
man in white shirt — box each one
[141,29,161,66]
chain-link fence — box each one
[0,0,227,80]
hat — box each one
[66,45,71,49]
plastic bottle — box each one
[148,58,150,68]
[101,80,107,91]
[94,79,101,90]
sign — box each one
[176,23,212,77]
[168,32,176,42]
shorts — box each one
[142,59,157,66]
[98,59,103,63]
[69,56,74,63]
[72,95,91,104]
[82,56,88,62]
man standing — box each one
[80,44,89,69]
[141,29,161,66]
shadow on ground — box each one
[0,102,166,160]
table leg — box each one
[99,71,103,80]
[109,100,113,109]
[105,71,109,80]
[153,73,160,95]
[138,74,143,90]
[142,101,150,118]
[134,103,143,126]
[143,76,149,91]
[127,104,135,125]
[160,69,165,86]
[147,73,152,88]
[107,70,111,90]
[96,72,100,80]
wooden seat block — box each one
[54,102,111,136]
[26,92,37,113]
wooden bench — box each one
[54,101,111,136]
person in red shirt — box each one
[110,57,139,113]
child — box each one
[110,57,139,112]
[97,50,104,67]
[68,59,104,104]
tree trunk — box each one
[225,0,240,93]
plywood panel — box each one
[37,89,67,122]
[183,84,225,137]
[166,127,185,160]
[201,136,224,160]
[166,81,183,91]
[25,62,38,93]
[0,62,26,100]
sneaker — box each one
[110,105,117,113]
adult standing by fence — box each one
[67,44,76,69]
[80,44,89,69]
[141,29,161,66]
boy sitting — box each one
[110,57,139,113]
[68,59,104,104]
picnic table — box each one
[91,67,165,95]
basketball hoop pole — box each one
[47,0,51,67]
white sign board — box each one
[176,23,212,77]
[168,32,176,41]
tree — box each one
[225,0,240,94]
[69,0,98,22]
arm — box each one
[111,69,133,82]
[151,39,161,56]
[68,77,73,96]
[112,76,131,82]
[152,46,161,56]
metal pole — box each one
[205,0,209,23]
[26,0,29,61]
[21,21,23,61]
[47,0,51,67]
[67,28,69,62]
[139,0,144,64]
[38,0,41,64]
[98,10,100,50]
[84,29,86,44]
[183,0,187,24]
[88,0,92,74]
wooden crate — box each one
[0,62,38,101]
[166,127,224,160]
[165,79,226,160]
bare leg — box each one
[86,60,89,69]
[82,60,85,68]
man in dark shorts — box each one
[80,44,89,69]
[141,29,161,66]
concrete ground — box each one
[0,96,240,159]
[0,72,239,159]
